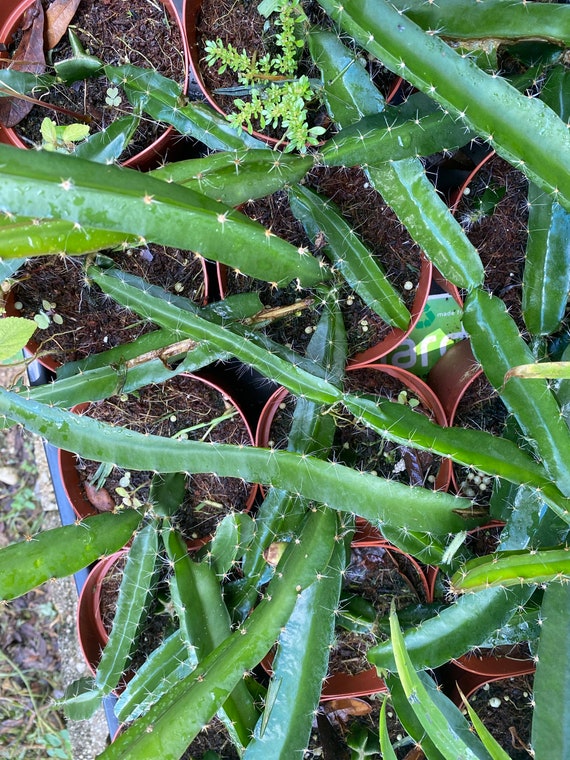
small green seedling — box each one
[204,0,325,152]
[40,117,90,153]
[115,472,145,509]
[105,87,122,107]
[397,390,420,409]
[459,183,506,229]
[32,299,64,329]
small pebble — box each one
[489,697,502,708]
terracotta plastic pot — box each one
[218,255,433,367]
[0,0,190,169]
[427,339,507,496]
[426,339,482,425]
[76,550,127,684]
[256,363,452,497]
[439,646,535,708]
[58,372,258,545]
[262,536,430,701]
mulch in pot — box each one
[305,693,414,759]
[265,371,443,489]
[328,544,427,679]
[7,0,185,160]
[76,374,253,541]
[223,166,423,359]
[464,674,534,759]
[11,246,206,364]
[339,368,443,489]
[454,154,528,332]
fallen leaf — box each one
[323,697,372,726]
[45,0,82,51]
[0,0,46,128]
[83,481,116,512]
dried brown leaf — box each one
[83,481,116,512]
[45,0,81,51]
[323,697,372,725]
[0,0,45,128]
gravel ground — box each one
[0,363,109,759]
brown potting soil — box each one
[466,674,534,759]
[223,166,422,358]
[11,247,206,364]
[455,154,528,332]
[340,369,441,488]
[76,374,252,540]
[196,0,400,143]
[180,716,241,759]
[305,689,414,759]
[8,0,185,159]
[327,545,425,678]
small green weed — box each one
[204,0,325,152]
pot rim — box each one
[76,550,127,676]
[440,647,535,707]
[217,256,432,367]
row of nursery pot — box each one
[66,356,537,755]
[58,362,454,526]
[78,522,536,758]
[1,0,439,368]
[4,0,570,757]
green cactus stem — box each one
[289,183,411,328]
[0,144,324,287]
[532,581,570,759]
[390,0,570,48]
[310,29,483,290]
[0,509,142,601]
[463,288,570,497]
[88,266,570,526]
[368,586,531,671]
[0,387,469,536]
[99,507,338,759]
[163,525,259,752]
[316,0,570,211]
[451,548,570,593]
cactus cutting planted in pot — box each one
[0,0,190,168]
[58,372,257,547]
[4,1,570,757]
